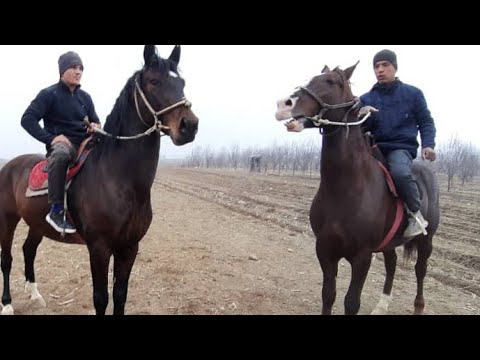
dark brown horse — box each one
[275,63,439,315]
[0,45,198,315]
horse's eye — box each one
[150,79,159,86]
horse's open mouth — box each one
[283,118,306,133]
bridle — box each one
[296,85,363,127]
[90,75,192,141]
[134,77,191,132]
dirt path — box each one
[6,168,479,315]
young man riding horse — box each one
[359,49,437,240]
[21,51,102,234]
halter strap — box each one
[88,76,192,141]
[134,77,191,130]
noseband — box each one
[134,77,192,132]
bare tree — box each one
[229,144,240,170]
[437,134,463,191]
[458,142,480,185]
[203,146,215,169]
[214,147,229,168]
[183,145,204,168]
[290,142,301,176]
[298,138,319,176]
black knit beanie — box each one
[58,51,83,76]
[373,49,397,70]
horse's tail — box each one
[403,241,417,263]
[413,162,440,233]
[403,163,439,264]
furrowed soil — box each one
[6,168,480,315]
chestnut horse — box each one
[276,63,439,315]
[0,45,198,315]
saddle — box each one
[26,137,94,198]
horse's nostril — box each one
[286,99,293,107]
[180,117,193,135]
[179,118,186,132]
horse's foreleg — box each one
[23,231,46,308]
[1,250,14,315]
[112,244,139,315]
[413,237,432,315]
[0,214,20,315]
[345,253,372,315]
[317,248,339,315]
[371,250,397,315]
[88,244,111,315]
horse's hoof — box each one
[25,282,46,307]
[31,295,47,308]
[1,304,14,315]
[371,307,388,315]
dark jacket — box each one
[360,79,436,159]
[21,81,100,150]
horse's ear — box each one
[344,61,360,80]
[143,45,158,65]
[322,65,330,73]
[169,45,181,64]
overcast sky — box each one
[1,45,478,160]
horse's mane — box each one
[102,71,139,136]
[88,55,179,162]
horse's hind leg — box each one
[0,213,20,315]
[371,250,397,315]
[412,236,433,315]
[23,230,46,308]
[112,244,139,315]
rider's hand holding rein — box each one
[358,105,379,117]
[87,122,102,134]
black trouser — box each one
[385,149,421,213]
[47,142,78,205]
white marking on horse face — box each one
[169,71,179,78]
[276,96,298,121]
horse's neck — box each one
[320,125,371,184]
[94,111,161,190]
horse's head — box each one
[138,45,198,145]
[276,63,359,127]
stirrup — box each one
[404,207,428,236]
[412,215,428,236]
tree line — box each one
[437,135,480,191]
[181,134,479,191]
[181,139,321,178]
